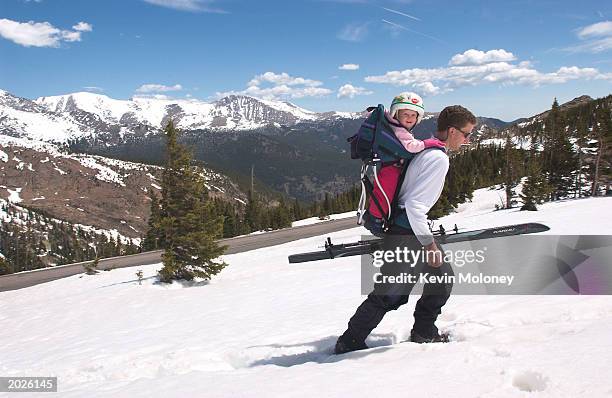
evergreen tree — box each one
[574,108,590,198]
[320,192,332,218]
[0,257,11,275]
[157,121,227,283]
[273,197,292,229]
[591,105,611,196]
[125,239,140,255]
[142,189,162,250]
[502,129,522,208]
[542,98,578,200]
[428,186,452,219]
[244,190,262,232]
[221,202,237,238]
[292,198,304,221]
[520,155,553,211]
[106,235,117,258]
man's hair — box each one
[436,105,477,140]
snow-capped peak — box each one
[36,92,136,125]
[32,91,329,131]
[3,88,370,144]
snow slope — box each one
[0,91,92,143]
[36,92,138,124]
[1,195,612,397]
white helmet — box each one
[389,92,425,125]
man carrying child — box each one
[335,93,477,354]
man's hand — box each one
[424,241,443,268]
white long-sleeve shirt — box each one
[397,149,449,246]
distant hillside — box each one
[0,135,245,239]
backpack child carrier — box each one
[348,104,440,235]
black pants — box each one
[343,234,454,343]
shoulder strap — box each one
[385,146,447,231]
[385,161,410,230]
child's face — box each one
[396,109,418,129]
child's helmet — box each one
[390,92,425,124]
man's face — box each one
[396,109,418,130]
[447,122,475,151]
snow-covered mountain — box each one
[36,92,362,130]
[0,89,94,142]
[0,89,365,143]
[514,95,594,129]
[468,94,604,152]
[1,192,611,397]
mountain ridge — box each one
[1,89,516,144]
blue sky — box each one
[1,0,611,120]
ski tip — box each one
[525,222,551,232]
[487,222,550,236]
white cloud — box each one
[339,64,360,70]
[133,94,172,100]
[364,48,610,95]
[217,72,333,100]
[142,0,226,13]
[337,84,373,98]
[61,31,82,42]
[412,81,446,96]
[248,72,322,87]
[243,85,332,99]
[337,23,369,42]
[563,37,612,53]
[83,86,104,92]
[449,49,517,66]
[73,22,93,32]
[577,21,612,38]
[0,18,92,47]
[136,84,183,93]
[564,20,612,53]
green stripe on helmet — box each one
[391,101,424,110]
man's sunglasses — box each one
[451,125,472,139]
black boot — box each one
[409,328,450,344]
[334,333,368,354]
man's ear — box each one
[435,130,449,142]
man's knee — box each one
[375,293,409,311]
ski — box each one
[287,222,550,264]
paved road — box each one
[0,217,360,292]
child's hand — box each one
[423,138,445,149]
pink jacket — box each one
[384,111,424,153]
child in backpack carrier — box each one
[368,92,444,222]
